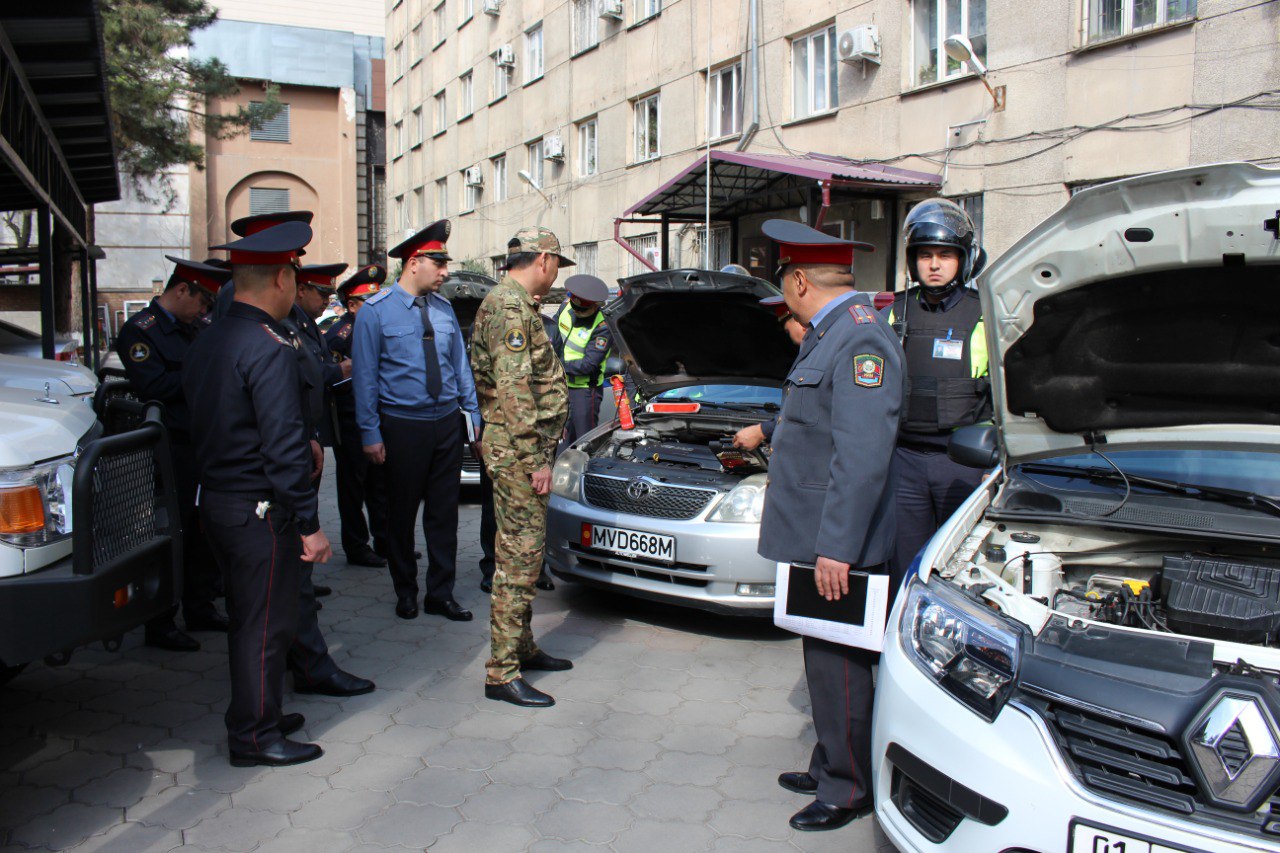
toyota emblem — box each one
[626,479,652,500]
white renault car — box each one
[873,163,1280,851]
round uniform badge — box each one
[504,328,528,352]
[129,342,150,362]
[593,336,608,350]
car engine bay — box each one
[938,523,1280,647]
[583,415,769,481]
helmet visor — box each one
[903,198,974,242]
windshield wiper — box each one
[660,396,779,413]
[1018,462,1280,520]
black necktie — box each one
[414,296,444,398]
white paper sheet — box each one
[773,562,891,652]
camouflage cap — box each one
[506,226,576,267]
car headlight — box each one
[0,455,76,546]
[708,474,767,523]
[900,576,1022,722]
[550,449,588,500]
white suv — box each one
[873,163,1280,852]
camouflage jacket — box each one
[470,277,568,471]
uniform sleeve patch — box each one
[135,314,156,330]
[849,304,876,325]
[128,342,150,362]
[593,336,608,350]
[504,328,528,352]
[854,354,884,388]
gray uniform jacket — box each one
[758,292,905,568]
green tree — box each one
[101,0,281,204]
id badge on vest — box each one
[932,333,964,361]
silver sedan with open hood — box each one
[543,269,797,614]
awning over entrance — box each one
[624,150,940,220]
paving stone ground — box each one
[0,460,897,852]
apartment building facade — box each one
[386,0,1278,290]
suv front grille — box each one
[461,445,481,473]
[583,474,717,520]
[1030,699,1280,839]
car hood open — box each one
[982,162,1280,465]
[603,269,798,397]
[441,271,498,343]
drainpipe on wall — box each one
[813,181,832,230]
[735,0,760,152]
[614,217,657,271]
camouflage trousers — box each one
[481,441,548,684]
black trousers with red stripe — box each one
[802,635,877,808]
[201,491,302,754]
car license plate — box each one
[590,524,676,563]
[1070,821,1192,853]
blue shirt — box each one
[807,290,860,330]
[352,281,480,445]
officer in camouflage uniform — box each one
[470,227,572,707]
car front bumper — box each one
[872,612,1274,853]
[545,494,775,614]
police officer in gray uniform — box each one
[756,220,905,832]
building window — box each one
[709,63,742,139]
[249,187,290,215]
[578,118,598,177]
[412,107,424,146]
[249,103,290,142]
[492,154,508,201]
[526,139,545,189]
[1085,0,1195,44]
[462,169,480,212]
[913,0,987,88]
[394,195,405,232]
[433,1,447,46]
[525,23,544,80]
[574,242,599,278]
[490,255,507,277]
[459,71,474,118]
[689,224,731,269]
[460,0,474,25]
[627,233,660,274]
[411,26,424,64]
[435,177,449,218]
[572,0,599,55]
[434,91,447,133]
[791,25,837,119]
[393,121,404,157]
[492,52,512,100]
[951,193,984,245]
[392,41,403,78]
[634,0,660,22]
[414,187,426,226]
[634,93,660,163]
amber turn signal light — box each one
[0,486,45,535]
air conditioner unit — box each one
[465,166,484,187]
[543,134,565,161]
[600,0,624,21]
[496,44,516,67]
[642,247,661,269]
[837,25,881,65]
[483,0,501,15]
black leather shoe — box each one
[535,576,555,591]
[294,670,375,697]
[778,771,819,794]
[480,579,493,594]
[185,611,230,633]
[279,713,305,736]
[395,596,419,619]
[378,547,422,560]
[521,650,573,672]
[788,799,871,832]
[313,584,332,598]
[485,677,555,707]
[145,627,200,652]
[424,598,473,622]
[346,547,387,568]
[229,738,323,768]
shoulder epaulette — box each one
[261,324,293,347]
[134,313,157,330]
[365,288,392,305]
[337,323,352,339]
[848,303,878,325]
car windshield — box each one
[655,384,782,407]
[1021,450,1280,499]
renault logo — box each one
[626,479,652,500]
[1184,691,1280,812]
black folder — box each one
[784,564,870,626]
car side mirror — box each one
[948,424,999,469]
